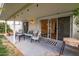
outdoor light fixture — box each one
[30,19,34,23]
[27,9,29,12]
[30,18,35,24]
[36,4,38,7]
[17,15,19,17]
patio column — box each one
[56,18,58,40]
[70,15,73,38]
[13,20,16,44]
[48,19,50,38]
[5,20,7,34]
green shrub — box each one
[0,23,13,33]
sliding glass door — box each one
[50,18,57,39]
[40,19,48,38]
[58,16,70,41]
[40,19,57,39]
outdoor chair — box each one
[15,31,25,42]
[31,31,41,42]
[17,33,25,42]
[51,40,65,56]
[22,30,33,39]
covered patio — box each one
[0,3,79,56]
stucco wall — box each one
[28,20,36,31]
[28,19,40,32]
[73,16,79,39]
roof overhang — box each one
[0,3,79,20]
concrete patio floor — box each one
[15,36,61,56]
[6,35,79,56]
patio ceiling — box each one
[0,3,30,20]
[0,3,4,16]
[0,3,79,20]
[23,3,79,20]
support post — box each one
[5,20,7,35]
[13,20,16,44]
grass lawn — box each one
[0,35,23,56]
[0,35,9,56]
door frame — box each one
[57,16,73,41]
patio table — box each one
[16,33,33,41]
[16,33,26,41]
[24,33,32,37]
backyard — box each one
[0,35,23,56]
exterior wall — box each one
[70,16,73,37]
[28,18,39,32]
[73,16,79,39]
[28,20,36,31]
